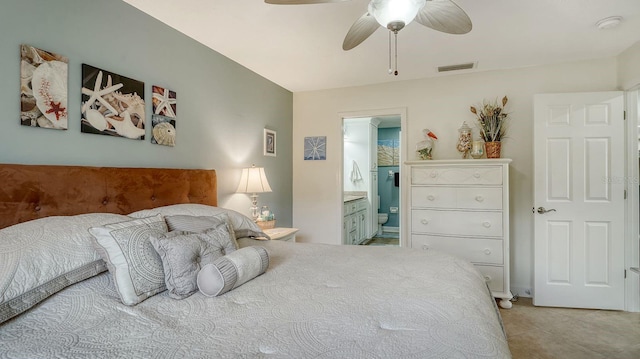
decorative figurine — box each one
[416,129,438,160]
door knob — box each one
[536,207,557,214]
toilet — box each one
[377,213,388,236]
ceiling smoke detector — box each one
[596,16,622,30]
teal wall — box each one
[0,0,293,225]
[377,127,400,228]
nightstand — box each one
[264,227,299,242]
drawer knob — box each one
[484,275,492,282]
[475,195,484,202]
[422,244,430,250]
[430,172,438,178]
[427,195,435,201]
[474,172,481,178]
[482,221,491,228]
[484,248,492,255]
[420,219,429,225]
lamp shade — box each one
[368,0,426,28]
[236,166,272,194]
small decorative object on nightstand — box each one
[264,227,299,242]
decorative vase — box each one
[456,122,472,158]
[470,141,485,159]
[485,141,501,158]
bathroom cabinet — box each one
[406,159,512,308]
[343,197,368,245]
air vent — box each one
[437,62,476,73]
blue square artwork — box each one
[304,136,326,160]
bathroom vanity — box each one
[343,194,369,245]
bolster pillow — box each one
[197,246,269,297]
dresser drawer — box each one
[412,166,502,185]
[411,209,503,237]
[412,234,503,265]
[411,187,456,208]
[412,187,502,210]
[475,265,505,293]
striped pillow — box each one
[197,246,269,297]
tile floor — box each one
[362,235,399,246]
[499,297,640,358]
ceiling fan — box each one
[265,0,472,75]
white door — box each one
[533,92,625,310]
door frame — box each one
[625,86,640,312]
[339,107,408,247]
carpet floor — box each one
[499,297,640,358]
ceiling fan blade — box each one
[265,0,349,4]
[343,13,380,51]
[415,0,472,34]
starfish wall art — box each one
[304,136,327,161]
[20,44,69,130]
[151,85,177,147]
[81,64,145,140]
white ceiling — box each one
[123,0,640,92]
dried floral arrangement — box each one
[470,96,510,142]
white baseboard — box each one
[627,268,640,312]
[510,286,532,298]
[382,226,399,233]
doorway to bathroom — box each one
[341,109,405,247]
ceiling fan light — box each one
[368,0,426,29]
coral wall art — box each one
[151,85,176,147]
[20,44,69,130]
[81,64,145,140]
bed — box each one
[0,164,511,358]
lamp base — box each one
[250,193,260,221]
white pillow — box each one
[197,246,269,297]
[128,204,270,239]
[89,215,168,306]
[0,213,130,324]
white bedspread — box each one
[0,239,511,358]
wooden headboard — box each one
[0,164,217,229]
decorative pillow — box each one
[165,214,238,252]
[197,246,269,297]
[128,204,270,239]
[0,213,130,324]
[89,214,168,306]
[149,224,236,299]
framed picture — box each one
[81,64,145,140]
[264,129,276,157]
[20,44,69,130]
[304,136,327,160]
[151,85,177,147]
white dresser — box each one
[406,159,512,308]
